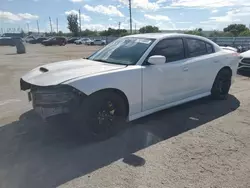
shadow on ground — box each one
[0,95,240,188]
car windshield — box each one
[88,37,155,65]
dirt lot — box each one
[0,44,250,188]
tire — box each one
[80,91,127,140]
[211,69,232,100]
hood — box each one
[241,50,250,57]
[21,59,126,86]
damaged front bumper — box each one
[20,79,86,119]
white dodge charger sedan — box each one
[20,33,240,137]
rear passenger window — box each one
[206,43,214,54]
[187,39,207,57]
[150,38,185,63]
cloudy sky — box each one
[1,0,250,33]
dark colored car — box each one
[0,37,16,46]
[29,37,47,44]
[41,37,67,46]
[67,37,79,44]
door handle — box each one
[213,60,219,63]
[183,67,188,71]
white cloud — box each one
[117,0,160,10]
[65,10,78,15]
[177,21,192,24]
[211,9,218,13]
[69,0,83,2]
[208,7,250,23]
[84,5,124,17]
[199,7,250,30]
[156,0,167,3]
[0,11,39,21]
[65,10,91,22]
[170,0,250,8]
[144,14,170,21]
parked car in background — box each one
[0,37,16,46]
[41,37,67,46]
[86,39,106,45]
[24,36,36,43]
[75,38,91,45]
[29,37,47,44]
[238,50,250,71]
[67,37,79,44]
[20,33,240,138]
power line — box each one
[129,0,132,34]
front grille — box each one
[241,58,250,64]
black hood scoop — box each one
[39,67,49,73]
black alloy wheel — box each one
[211,69,232,100]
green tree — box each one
[239,30,250,36]
[67,14,79,36]
[139,25,160,33]
[99,28,128,36]
[223,24,248,36]
[58,31,63,36]
[80,29,98,36]
[184,29,203,36]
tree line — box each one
[64,13,250,37]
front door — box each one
[142,38,190,111]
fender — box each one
[63,66,143,116]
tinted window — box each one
[187,39,207,57]
[150,38,185,63]
[206,43,214,54]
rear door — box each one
[183,38,221,96]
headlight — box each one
[31,86,75,105]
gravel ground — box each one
[0,44,250,188]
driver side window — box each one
[150,38,185,63]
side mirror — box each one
[148,55,166,65]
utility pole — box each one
[129,0,132,34]
[49,17,53,33]
[134,23,136,34]
[79,9,82,33]
[56,18,59,33]
[27,23,30,33]
[36,20,40,34]
[118,22,121,30]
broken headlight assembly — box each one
[30,85,82,106]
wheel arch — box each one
[218,66,232,77]
[89,88,130,117]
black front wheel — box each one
[211,69,232,100]
[80,91,127,140]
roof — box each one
[127,33,212,41]
[126,33,221,51]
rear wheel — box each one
[211,69,232,100]
[81,91,127,140]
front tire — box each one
[80,91,127,139]
[211,69,232,100]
